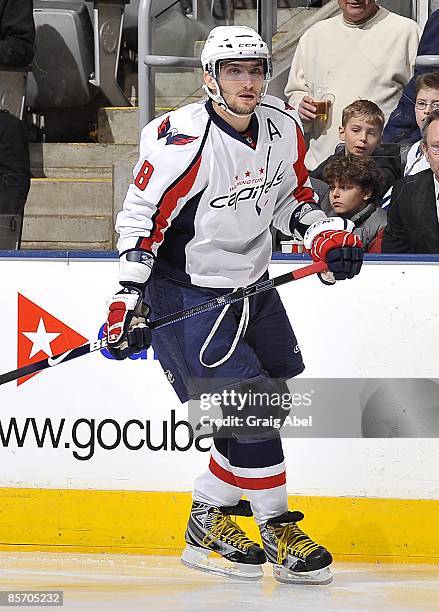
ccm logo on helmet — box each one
[238,43,258,47]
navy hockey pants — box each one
[146,268,305,404]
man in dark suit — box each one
[382,110,439,253]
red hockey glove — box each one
[105,285,152,360]
[304,218,364,284]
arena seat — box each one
[27,1,97,111]
[26,1,213,118]
[122,0,214,57]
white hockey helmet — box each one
[201,25,272,80]
[201,26,272,117]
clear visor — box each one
[218,60,267,82]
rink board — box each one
[1,253,439,561]
[1,489,439,563]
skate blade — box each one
[273,564,333,585]
[181,544,263,581]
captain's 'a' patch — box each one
[267,118,282,142]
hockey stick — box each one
[0,260,327,386]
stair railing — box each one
[138,0,276,133]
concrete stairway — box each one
[22,140,138,250]
[23,177,113,250]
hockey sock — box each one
[193,431,243,507]
[228,432,288,524]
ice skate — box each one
[181,500,266,580]
[260,510,333,585]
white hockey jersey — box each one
[116,95,317,288]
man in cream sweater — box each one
[285,0,420,170]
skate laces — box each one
[202,510,254,551]
[274,522,321,565]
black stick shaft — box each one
[0,260,327,386]
[0,338,108,386]
[148,260,327,329]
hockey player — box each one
[105,26,363,584]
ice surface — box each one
[0,552,438,611]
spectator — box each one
[311,100,402,197]
[0,0,35,66]
[383,9,439,145]
[285,0,420,170]
[403,73,439,176]
[0,1,34,246]
[321,156,387,252]
[274,155,387,252]
[382,110,439,253]
[0,109,31,247]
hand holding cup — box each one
[309,85,335,123]
[298,96,318,122]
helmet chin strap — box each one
[203,79,266,119]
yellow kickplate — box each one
[0,489,438,563]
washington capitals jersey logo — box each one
[157,116,198,146]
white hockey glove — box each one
[105,285,152,360]
[304,218,364,285]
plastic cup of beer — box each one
[310,86,334,122]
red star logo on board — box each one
[245,170,251,177]
[259,167,264,175]
[17,294,88,386]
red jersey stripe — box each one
[209,456,286,490]
[209,456,238,487]
[235,471,286,490]
[292,123,315,203]
[139,155,202,251]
